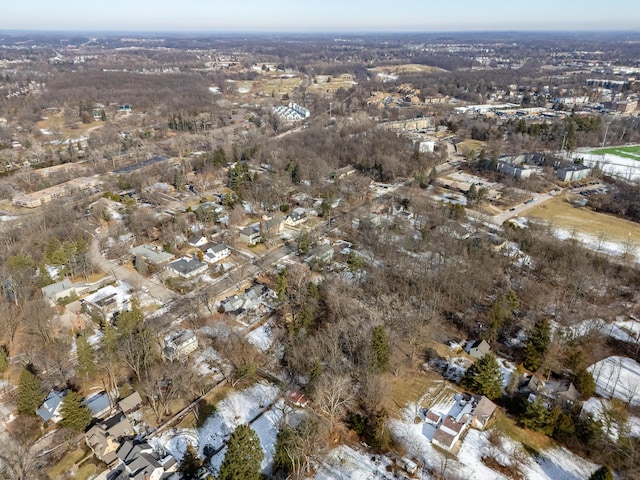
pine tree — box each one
[178,444,203,480]
[59,390,92,432]
[523,318,551,371]
[17,366,43,416]
[0,346,8,373]
[218,424,263,480]
[371,325,389,373]
[76,335,96,380]
[589,466,614,480]
[574,368,596,398]
[461,353,503,400]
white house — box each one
[200,243,231,264]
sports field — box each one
[590,145,640,161]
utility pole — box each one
[601,121,611,148]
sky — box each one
[2,0,639,32]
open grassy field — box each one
[37,113,102,137]
[590,144,640,161]
[457,139,487,157]
[261,76,302,97]
[524,196,640,243]
[370,64,445,74]
[307,74,356,94]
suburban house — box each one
[199,242,231,264]
[519,374,580,409]
[162,330,198,361]
[118,391,143,415]
[108,440,178,480]
[284,208,308,228]
[165,256,208,279]
[305,244,335,265]
[81,281,133,323]
[85,414,134,465]
[421,393,497,453]
[432,415,470,452]
[37,390,67,423]
[470,395,497,430]
[465,339,491,360]
[260,214,285,238]
[219,284,274,315]
[188,234,208,248]
[85,391,112,419]
[239,225,262,246]
[130,244,175,267]
[41,279,88,306]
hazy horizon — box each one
[3,0,639,33]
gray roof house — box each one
[41,279,88,306]
[109,440,178,480]
[85,391,112,419]
[239,225,262,245]
[306,244,334,265]
[162,330,198,361]
[200,243,231,264]
[465,339,491,360]
[118,391,143,415]
[85,413,134,465]
[37,390,67,423]
[130,244,175,266]
[165,256,208,279]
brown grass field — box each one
[524,196,640,245]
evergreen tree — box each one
[523,318,551,371]
[59,390,92,432]
[371,325,389,373]
[574,368,596,398]
[76,335,96,380]
[589,466,614,480]
[520,398,559,435]
[218,424,263,480]
[461,353,503,400]
[17,366,43,416]
[0,346,8,373]
[177,444,203,480]
[273,425,294,474]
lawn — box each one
[47,449,87,479]
[386,369,442,411]
[590,144,640,161]
[491,411,553,454]
[524,196,640,244]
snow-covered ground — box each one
[247,323,274,352]
[588,356,640,406]
[552,227,638,263]
[314,445,394,479]
[582,397,640,439]
[390,403,599,480]
[562,317,640,344]
[154,381,283,475]
[570,150,640,181]
[193,347,227,380]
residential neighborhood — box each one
[0,26,638,480]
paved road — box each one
[89,227,177,303]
